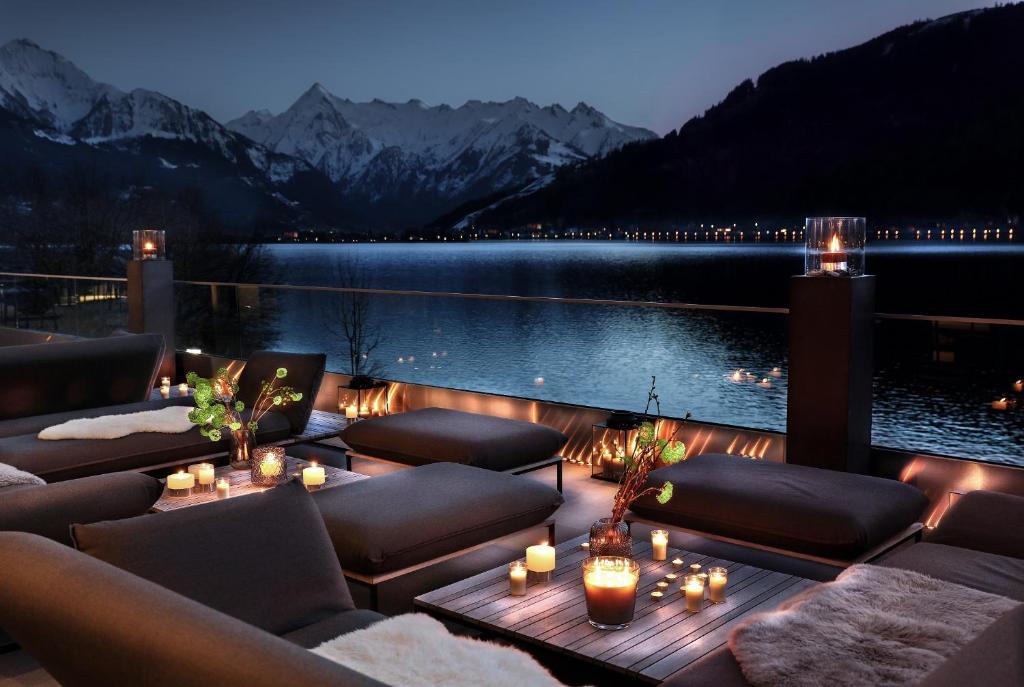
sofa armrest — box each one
[929,490,1024,559]
[0,472,162,545]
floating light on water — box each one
[534,377,545,385]
[770,367,783,378]
[756,378,773,389]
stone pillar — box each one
[127,259,175,380]
[786,275,875,473]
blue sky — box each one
[0,0,995,133]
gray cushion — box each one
[0,407,290,481]
[928,490,1024,559]
[879,543,1024,601]
[72,481,356,636]
[238,350,325,433]
[630,454,928,560]
[281,609,385,649]
[341,407,568,471]
[314,462,564,574]
[0,333,164,421]
[918,604,1024,687]
[0,472,162,545]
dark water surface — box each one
[256,242,1023,466]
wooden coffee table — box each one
[152,456,368,512]
[415,535,816,684]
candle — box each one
[756,378,773,389]
[187,462,215,482]
[583,557,640,630]
[159,385,170,399]
[167,471,194,493]
[303,462,326,488]
[650,590,665,601]
[509,561,528,596]
[689,563,702,575]
[216,478,230,499]
[161,376,171,387]
[991,398,1009,411]
[821,233,848,272]
[655,580,670,590]
[664,572,678,583]
[526,543,556,582]
[1014,380,1023,393]
[730,369,744,383]
[580,542,590,552]
[196,464,215,486]
[142,240,157,258]
[684,573,705,612]
[708,567,728,603]
[178,383,189,396]
[651,530,668,561]
[770,367,783,378]
[671,557,685,568]
[345,405,358,420]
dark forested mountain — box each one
[470,4,1024,229]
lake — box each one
[252,242,1023,466]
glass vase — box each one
[229,428,255,469]
[589,518,632,558]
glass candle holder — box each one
[166,470,194,497]
[707,567,728,603]
[132,229,166,261]
[582,557,640,630]
[215,478,231,500]
[651,529,668,561]
[684,573,705,612]
[804,217,865,276]
[251,446,288,486]
[509,561,528,596]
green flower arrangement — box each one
[186,366,303,442]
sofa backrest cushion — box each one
[0,333,164,421]
[918,604,1024,686]
[237,351,326,434]
[0,532,387,687]
[71,481,354,636]
[929,490,1024,559]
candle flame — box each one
[829,233,841,252]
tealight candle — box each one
[526,543,556,582]
[509,561,528,596]
[730,369,744,383]
[166,471,194,495]
[708,567,728,603]
[650,590,665,601]
[651,530,668,561]
[663,572,678,583]
[580,542,590,552]
[991,398,1009,411]
[689,563,702,575]
[684,573,705,612]
[770,367,783,378]
[178,383,189,396]
[756,378,773,389]
[303,462,326,489]
[671,557,685,568]
[216,478,230,499]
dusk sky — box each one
[1,0,995,134]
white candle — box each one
[160,385,170,399]
[216,478,230,499]
[684,574,705,612]
[303,462,326,487]
[663,572,679,584]
[187,463,215,483]
[651,529,668,561]
[650,590,665,600]
[345,405,358,419]
[509,561,528,596]
[167,471,194,491]
[178,383,189,396]
[526,544,556,573]
[197,465,215,486]
[708,567,728,603]
[671,557,685,568]
[655,580,669,590]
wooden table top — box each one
[415,535,816,684]
[152,456,367,512]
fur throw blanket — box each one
[313,614,576,687]
[730,563,1019,687]
[0,462,45,488]
[38,406,194,440]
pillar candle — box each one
[196,464,216,486]
[525,544,556,573]
[216,479,230,499]
[303,462,326,487]
[509,561,528,596]
[178,383,189,396]
[188,463,215,483]
[651,530,668,561]
[167,471,194,491]
[708,567,728,603]
[159,385,170,399]
[1014,379,1023,393]
[684,573,705,612]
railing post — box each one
[127,259,176,380]
[786,275,876,473]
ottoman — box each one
[340,407,568,490]
[629,453,928,564]
[312,462,564,608]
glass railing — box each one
[0,272,128,337]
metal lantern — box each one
[132,229,166,261]
[804,217,865,276]
[337,376,390,422]
[591,411,646,482]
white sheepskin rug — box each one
[38,405,195,440]
[313,613,575,687]
[729,563,1019,687]
[0,462,45,488]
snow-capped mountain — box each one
[227,84,656,223]
[0,39,309,184]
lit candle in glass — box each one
[583,557,640,630]
[178,383,189,396]
[159,385,170,399]
[684,573,705,612]
[651,530,668,561]
[216,478,230,499]
[526,543,556,583]
[166,470,194,495]
[303,462,326,489]
[509,561,528,596]
[345,405,358,420]
[707,567,728,603]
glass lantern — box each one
[337,377,390,422]
[804,217,865,276]
[250,446,289,487]
[591,411,645,482]
[132,229,166,261]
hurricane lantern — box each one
[132,229,166,261]
[804,217,865,276]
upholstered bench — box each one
[628,453,928,565]
[340,407,568,490]
[312,462,564,608]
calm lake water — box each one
[254,242,1023,466]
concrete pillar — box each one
[127,260,176,380]
[786,275,876,473]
